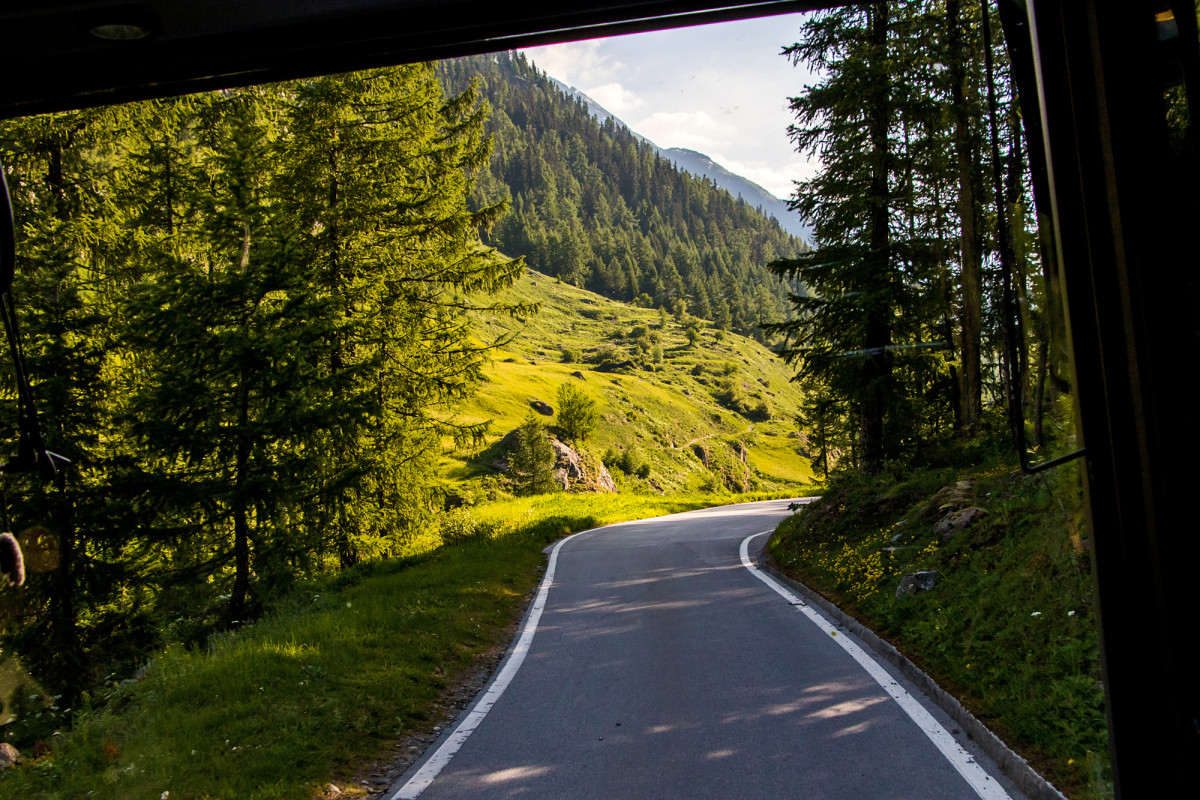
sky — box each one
[522,11,820,201]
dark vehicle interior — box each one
[1,1,1196,796]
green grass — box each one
[0,492,802,800]
[767,459,1110,799]
[440,268,814,495]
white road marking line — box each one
[739,531,1012,800]
[391,530,585,800]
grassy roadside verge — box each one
[766,461,1110,799]
[0,490,806,799]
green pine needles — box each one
[0,63,523,698]
[554,381,597,445]
[508,413,558,496]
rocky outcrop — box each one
[495,428,615,492]
[549,440,617,492]
[529,399,554,416]
[896,570,941,599]
[934,507,988,539]
[571,371,586,380]
[927,479,978,513]
[924,478,987,539]
[0,742,19,770]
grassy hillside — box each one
[767,454,1109,799]
[439,267,815,500]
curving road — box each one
[390,499,1024,800]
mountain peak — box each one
[546,77,809,243]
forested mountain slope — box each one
[660,146,811,242]
[546,78,811,242]
[437,52,806,341]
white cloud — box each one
[706,155,818,200]
[523,41,620,88]
[633,110,738,153]
[584,82,643,115]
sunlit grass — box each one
[441,267,815,492]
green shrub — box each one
[556,382,598,444]
[608,447,651,479]
[439,509,491,544]
[590,343,623,365]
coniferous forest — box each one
[770,0,1075,475]
[0,65,526,700]
[438,52,806,340]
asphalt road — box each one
[392,499,1024,800]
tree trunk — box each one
[51,475,83,704]
[1033,331,1048,447]
[229,376,252,625]
[861,0,892,475]
[946,0,983,432]
[1005,100,1031,414]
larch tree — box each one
[123,88,348,623]
[768,2,905,475]
[278,65,527,564]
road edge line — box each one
[390,530,584,799]
[739,531,1013,800]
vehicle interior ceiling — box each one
[1,1,1197,795]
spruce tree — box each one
[0,107,126,699]
[508,414,557,495]
[279,65,526,563]
[123,88,348,622]
[769,3,905,474]
[555,382,597,445]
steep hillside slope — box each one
[661,147,811,243]
[436,52,806,341]
[439,268,815,499]
[547,78,811,243]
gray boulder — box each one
[549,440,616,493]
[929,478,978,512]
[896,571,941,599]
[496,429,615,492]
[0,742,19,770]
[529,399,554,416]
[933,506,987,539]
